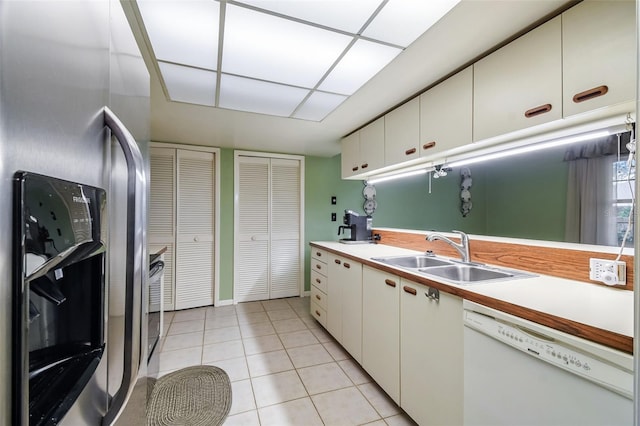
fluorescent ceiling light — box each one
[138,0,219,70]
[363,0,461,47]
[137,0,460,120]
[319,39,402,95]
[293,92,348,121]
[223,4,352,88]
[219,74,309,117]
[447,130,612,168]
[159,62,216,106]
[367,169,428,185]
[235,0,380,33]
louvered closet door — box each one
[236,157,270,302]
[175,149,215,310]
[270,158,301,299]
[149,147,176,311]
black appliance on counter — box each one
[338,210,372,244]
[13,172,107,426]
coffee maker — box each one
[338,210,372,244]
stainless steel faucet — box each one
[426,230,471,263]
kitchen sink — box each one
[371,255,454,269]
[371,254,535,285]
[418,264,515,284]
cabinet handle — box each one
[315,264,322,270]
[343,262,351,269]
[524,104,552,118]
[334,259,341,265]
[315,310,321,317]
[385,279,397,288]
[361,163,369,169]
[315,294,322,301]
[405,148,417,156]
[352,166,359,172]
[316,251,322,257]
[573,85,608,103]
[315,278,321,284]
[403,286,417,295]
[422,141,436,151]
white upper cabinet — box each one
[341,131,360,179]
[358,117,385,174]
[473,16,562,141]
[420,66,473,157]
[385,97,420,165]
[341,117,385,179]
[562,0,636,118]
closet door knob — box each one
[193,236,199,242]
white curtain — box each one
[564,138,619,245]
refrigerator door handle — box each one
[102,106,146,426]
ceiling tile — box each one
[138,0,219,70]
[318,39,401,95]
[293,91,348,121]
[158,62,216,106]
[219,74,310,117]
[222,4,353,88]
[235,0,382,33]
[362,0,461,47]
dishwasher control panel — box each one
[464,310,633,398]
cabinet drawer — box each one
[311,259,328,276]
[312,248,327,262]
[311,270,327,293]
[311,284,327,310]
[310,301,327,327]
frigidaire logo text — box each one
[72,196,90,204]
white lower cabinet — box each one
[326,254,362,361]
[400,279,463,426]
[362,266,400,403]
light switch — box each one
[331,196,337,205]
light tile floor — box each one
[156,297,417,426]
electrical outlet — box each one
[589,258,626,286]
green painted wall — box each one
[218,148,235,300]
[484,147,568,241]
[372,167,488,234]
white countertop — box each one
[311,241,634,340]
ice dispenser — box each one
[13,172,107,426]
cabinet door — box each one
[341,131,360,179]
[385,97,420,166]
[562,0,636,117]
[362,266,400,403]
[400,280,463,426]
[327,255,343,341]
[359,117,385,174]
[473,16,562,141]
[340,258,363,363]
[175,149,215,310]
[420,66,472,157]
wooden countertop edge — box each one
[310,243,633,354]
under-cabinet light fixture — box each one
[367,168,430,185]
[447,129,612,168]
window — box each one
[613,159,635,247]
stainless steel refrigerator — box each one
[0,0,150,424]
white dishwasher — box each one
[463,300,632,426]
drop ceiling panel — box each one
[138,0,219,70]
[159,62,217,106]
[318,39,402,95]
[363,0,460,47]
[293,91,348,121]
[222,4,353,88]
[219,74,310,117]
[235,0,382,33]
